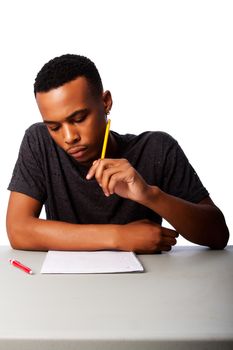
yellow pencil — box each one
[101,119,111,159]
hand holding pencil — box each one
[86,119,150,203]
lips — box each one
[67,146,87,155]
[67,146,88,160]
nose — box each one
[63,123,80,145]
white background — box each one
[0,0,232,246]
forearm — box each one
[140,186,229,249]
[6,191,179,253]
[7,215,178,254]
[7,217,119,251]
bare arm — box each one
[140,187,229,249]
[6,192,117,251]
[87,158,230,249]
[6,192,178,252]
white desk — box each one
[0,246,233,349]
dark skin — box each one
[6,77,229,252]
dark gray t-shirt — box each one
[8,123,209,225]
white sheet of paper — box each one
[41,250,144,274]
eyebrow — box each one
[43,108,89,124]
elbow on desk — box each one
[6,219,35,251]
[7,221,24,250]
[208,235,229,250]
[208,217,230,250]
[203,204,230,250]
[208,242,229,250]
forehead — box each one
[36,77,96,120]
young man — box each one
[7,54,229,252]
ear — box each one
[102,90,113,115]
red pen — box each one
[9,259,33,275]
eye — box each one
[50,125,60,132]
[73,114,87,124]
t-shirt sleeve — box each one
[8,129,47,203]
[160,135,209,203]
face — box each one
[36,77,112,167]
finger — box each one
[86,159,113,182]
[108,166,136,194]
[98,160,131,195]
[94,159,118,186]
[107,170,128,195]
[108,173,121,195]
[101,166,123,196]
[86,159,101,180]
[163,236,177,246]
[159,245,172,252]
[161,227,179,238]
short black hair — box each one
[34,54,103,97]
